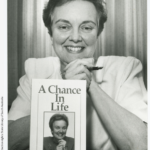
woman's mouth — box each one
[57,133,64,138]
[65,46,84,53]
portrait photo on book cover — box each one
[43,112,75,150]
[8,0,147,150]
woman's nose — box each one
[59,128,63,132]
[69,29,82,43]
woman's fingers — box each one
[63,58,94,89]
[65,65,91,79]
[58,143,64,147]
[58,139,66,147]
[64,58,94,72]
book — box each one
[30,79,86,150]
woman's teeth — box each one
[66,46,83,52]
[58,134,63,137]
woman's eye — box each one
[81,26,93,32]
[58,25,71,31]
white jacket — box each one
[8,56,147,150]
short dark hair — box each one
[43,0,107,36]
[49,113,69,131]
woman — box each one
[8,0,147,150]
[44,114,74,150]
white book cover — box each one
[30,79,86,150]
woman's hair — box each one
[43,0,107,36]
[49,113,69,131]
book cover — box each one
[30,79,86,150]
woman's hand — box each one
[56,139,66,150]
[63,58,94,89]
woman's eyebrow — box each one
[55,19,70,24]
[54,20,96,25]
[81,21,97,26]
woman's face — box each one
[52,120,67,140]
[51,1,98,64]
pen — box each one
[87,66,103,71]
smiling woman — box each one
[44,1,103,64]
[8,0,147,106]
[8,0,147,150]
[43,113,74,150]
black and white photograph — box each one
[6,0,148,150]
[43,113,75,150]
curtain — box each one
[8,0,147,105]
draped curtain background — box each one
[8,0,147,105]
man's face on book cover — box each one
[52,120,67,140]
